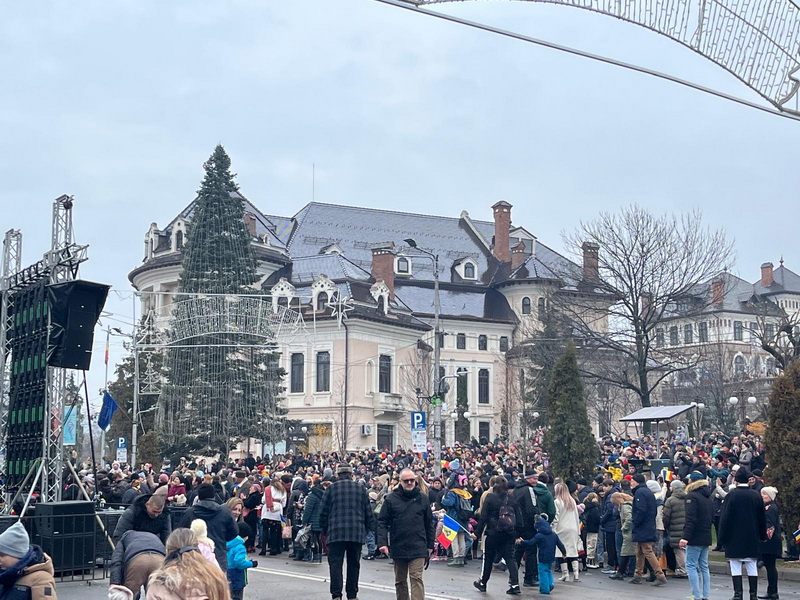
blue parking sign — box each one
[411,411,426,431]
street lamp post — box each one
[728,388,757,434]
[690,401,705,435]
[404,239,443,476]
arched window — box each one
[278,296,288,307]
[478,369,490,404]
[521,297,531,314]
[379,355,392,393]
[734,355,745,376]
[317,292,328,311]
[397,257,409,274]
[537,297,546,318]
[377,296,386,314]
[464,262,476,279]
[176,230,184,250]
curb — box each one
[708,560,800,583]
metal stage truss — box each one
[132,291,306,462]
[404,0,800,115]
[0,196,89,505]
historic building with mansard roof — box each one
[129,193,610,453]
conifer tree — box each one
[543,342,598,479]
[160,145,286,461]
[764,360,800,532]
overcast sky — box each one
[2,1,798,405]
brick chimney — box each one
[711,278,724,306]
[761,262,774,287]
[511,240,527,270]
[492,201,512,263]
[371,242,396,299]
[244,212,257,238]
[582,242,600,282]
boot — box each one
[559,563,569,581]
[571,560,580,582]
[730,575,743,600]
[312,553,322,564]
[749,576,759,600]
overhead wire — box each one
[370,0,800,123]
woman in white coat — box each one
[553,483,582,582]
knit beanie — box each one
[197,483,215,500]
[632,473,646,485]
[761,486,778,501]
[0,522,30,558]
[735,468,751,484]
[646,480,661,494]
[689,471,705,482]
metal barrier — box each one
[0,508,121,582]
[0,504,192,583]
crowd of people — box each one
[1,427,791,600]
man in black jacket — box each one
[719,468,767,600]
[630,473,666,586]
[512,470,555,587]
[180,483,238,571]
[113,494,171,544]
[680,472,713,600]
[377,468,434,600]
[321,464,375,600]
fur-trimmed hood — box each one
[686,479,710,494]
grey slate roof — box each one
[286,203,492,283]
[753,264,800,295]
[290,254,371,284]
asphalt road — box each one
[58,554,793,600]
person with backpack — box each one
[441,472,473,567]
[471,477,523,595]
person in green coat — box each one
[609,493,635,579]
[663,480,688,578]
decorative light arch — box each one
[397,0,800,115]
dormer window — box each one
[522,297,531,315]
[176,230,184,250]
[463,262,476,279]
[396,256,410,274]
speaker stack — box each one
[6,280,50,487]
[4,280,109,487]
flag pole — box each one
[99,327,110,466]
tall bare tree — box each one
[560,205,735,418]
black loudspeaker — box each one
[47,280,110,370]
[35,501,96,573]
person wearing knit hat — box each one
[681,468,713,600]
[718,466,767,600]
[759,486,782,600]
[663,479,688,578]
[0,521,56,600]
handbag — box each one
[282,523,293,539]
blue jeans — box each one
[596,532,605,564]
[365,531,376,554]
[538,562,554,594]
[686,545,710,600]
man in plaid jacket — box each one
[320,464,375,600]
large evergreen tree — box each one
[521,301,566,428]
[543,342,598,479]
[764,360,800,533]
[159,145,286,461]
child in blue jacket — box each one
[227,522,257,600]
[517,517,566,595]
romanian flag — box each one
[437,515,462,549]
[793,529,800,544]
[661,468,674,482]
